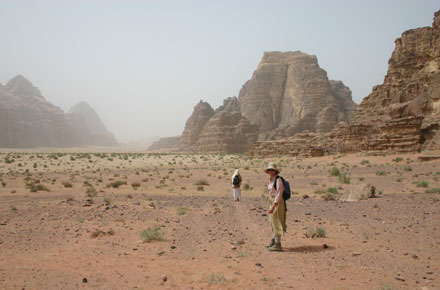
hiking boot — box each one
[268,243,282,252]
[266,238,275,248]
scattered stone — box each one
[82,278,88,283]
[162,275,167,282]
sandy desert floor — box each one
[0,150,439,290]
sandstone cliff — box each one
[179,101,214,151]
[247,9,440,156]
[0,75,118,148]
[196,97,259,153]
[341,9,440,153]
[169,51,357,153]
[239,51,357,137]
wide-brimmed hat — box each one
[264,163,280,174]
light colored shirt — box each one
[268,177,284,204]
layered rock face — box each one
[179,101,214,151]
[338,10,440,153]
[248,10,440,156]
[68,101,118,146]
[239,51,357,137]
[0,75,118,148]
[196,97,259,153]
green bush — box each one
[338,172,350,184]
[106,180,127,188]
[416,181,429,188]
[330,167,340,177]
[139,225,164,243]
[195,179,209,186]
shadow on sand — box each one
[282,244,334,253]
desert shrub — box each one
[86,186,97,197]
[125,194,133,199]
[416,181,429,188]
[338,172,350,184]
[322,193,336,201]
[327,187,338,194]
[243,183,251,190]
[425,188,440,194]
[107,180,127,188]
[305,227,326,238]
[131,182,141,189]
[392,157,403,163]
[176,207,188,215]
[360,160,369,165]
[404,166,412,172]
[90,229,114,238]
[196,186,204,191]
[195,179,209,186]
[27,182,50,192]
[1,181,6,187]
[376,171,387,176]
[103,197,111,205]
[139,226,164,243]
[206,273,226,285]
[62,181,73,188]
[10,205,17,211]
[310,181,318,186]
[330,167,340,177]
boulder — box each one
[341,184,376,202]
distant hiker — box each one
[265,163,288,252]
[232,169,242,202]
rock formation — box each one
[148,136,181,151]
[247,9,440,156]
[196,97,259,153]
[331,9,440,154]
[0,75,118,148]
[179,101,214,151]
[238,51,357,137]
[166,51,357,153]
[68,101,118,146]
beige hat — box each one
[264,163,281,174]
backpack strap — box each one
[272,175,287,211]
[273,175,279,189]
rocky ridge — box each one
[248,10,440,157]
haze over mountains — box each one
[0,75,118,148]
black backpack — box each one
[273,175,291,210]
[233,175,240,186]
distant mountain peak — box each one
[5,75,42,97]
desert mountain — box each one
[0,75,118,148]
[249,9,440,156]
[151,51,357,153]
[68,101,118,146]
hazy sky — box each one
[0,1,438,142]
